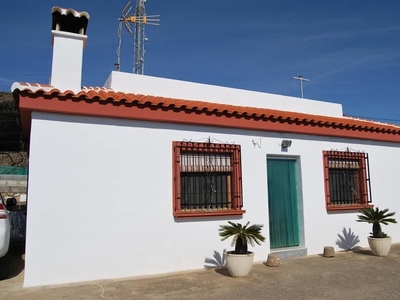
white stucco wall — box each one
[50,31,86,93]
[24,112,400,287]
[104,71,343,117]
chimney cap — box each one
[51,6,90,35]
[51,7,90,19]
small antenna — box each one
[292,75,310,98]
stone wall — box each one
[0,152,28,205]
[0,151,28,167]
[0,174,27,206]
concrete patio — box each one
[1,243,400,299]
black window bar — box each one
[180,151,232,211]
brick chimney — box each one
[50,7,90,93]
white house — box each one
[12,7,400,287]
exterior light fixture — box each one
[281,140,292,148]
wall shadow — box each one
[204,249,226,269]
[336,227,361,251]
[204,249,234,277]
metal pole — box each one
[300,77,304,98]
[292,75,310,98]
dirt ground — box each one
[1,243,400,300]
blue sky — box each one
[1,0,399,122]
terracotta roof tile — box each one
[51,7,90,19]
[12,83,400,136]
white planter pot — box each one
[225,251,254,277]
[367,236,392,256]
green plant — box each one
[219,221,265,254]
[357,207,397,238]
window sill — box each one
[327,204,374,212]
[174,209,246,218]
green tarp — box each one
[0,165,28,175]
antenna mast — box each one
[116,0,160,74]
[292,75,310,98]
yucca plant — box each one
[219,221,265,254]
[357,207,397,238]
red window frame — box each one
[323,150,373,212]
[173,141,245,218]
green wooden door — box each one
[267,158,300,249]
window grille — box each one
[323,150,372,211]
[173,141,244,218]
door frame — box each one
[266,155,305,250]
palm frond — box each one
[357,207,397,238]
[219,221,265,254]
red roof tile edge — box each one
[13,85,400,136]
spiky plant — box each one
[357,207,397,238]
[219,221,265,254]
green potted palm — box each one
[357,207,397,256]
[219,221,265,277]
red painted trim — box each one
[327,204,374,212]
[173,210,246,218]
[233,146,243,209]
[16,94,400,144]
[322,151,331,207]
[173,143,181,212]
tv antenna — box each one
[292,75,310,98]
[116,0,160,74]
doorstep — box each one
[270,247,307,259]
